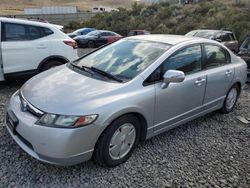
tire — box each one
[40,60,64,72]
[94,115,141,167]
[87,41,95,48]
[220,84,240,113]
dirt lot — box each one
[0,65,250,187]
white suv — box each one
[0,17,78,81]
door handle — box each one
[37,44,47,49]
[195,78,206,86]
[225,70,233,77]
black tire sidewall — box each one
[88,41,95,48]
[95,115,141,167]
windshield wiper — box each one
[70,62,93,75]
[90,67,123,83]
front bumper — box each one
[4,91,102,166]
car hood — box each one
[21,65,125,115]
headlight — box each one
[36,114,98,128]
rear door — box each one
[1,22,50,74]
[0,21,4,81]
[202,43,234,107]
[95,32,108,46]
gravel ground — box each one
[0,71,250,187]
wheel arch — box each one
[38,55,69,72]
[94,111,148,154]
[232,81,242,95]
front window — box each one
[87,31,100,36]
[163,45,202,74]
[75,39,171,80]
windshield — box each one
[75,39,171,80]
[73,29,83,34]
[185,30,198,36]
[240,37,250,49]
[194,31,216,39]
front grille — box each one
[19,92,44,117]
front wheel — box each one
[94,115,141,167]
[87,41,95,48]
[221,84,240,113]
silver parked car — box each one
[5,35,247,167]
[186,29,239,53]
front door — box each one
[153,45,206,133]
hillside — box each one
[0,0,134,15]
[66,0,250,42]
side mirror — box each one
[161,70,185,89]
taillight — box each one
[63,40,78,49]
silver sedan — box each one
[5,35,247,167]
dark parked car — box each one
[186,29,239,53]
[67,28,96,38]
[127,30,150,36]
[238,35,250,82]
[74,30,122,48]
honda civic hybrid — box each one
[5,35,247,167]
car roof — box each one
[191,29,233,34]
[0,17,58,29]
[98,30,115,33]
[130,30,147,32]
[127,34,213,45]
[78,28,95,30]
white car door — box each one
[1,22,50,74]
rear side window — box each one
[43,28,54,36]
[109,32,116,36]
[128,31,137,36]
[163,45,202,75]
[2,23,53,41]
[204,44,230,68]
[27,25,43,40]
[3,23,28,41]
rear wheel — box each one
[40,60,64,72]
[221,84,240,113]
[87,41,95,48]
[94,115,140,167]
